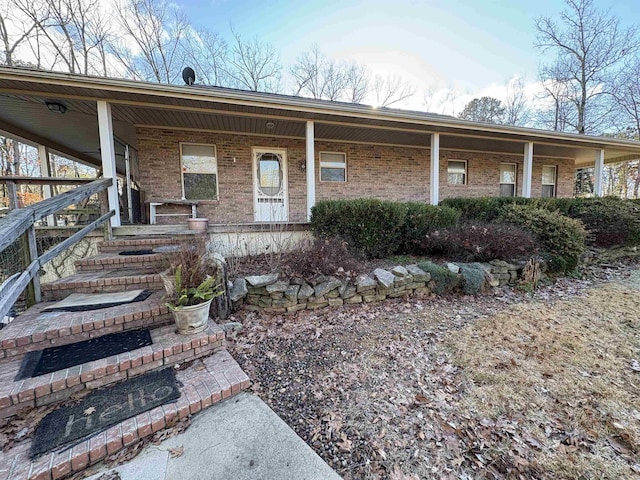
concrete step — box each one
[0,323,225,421]
[41,270,165,302]
[0,350,249,480]
[75,252,167,273]
[98,237,180,254]
[0,292,171,363]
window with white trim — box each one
[447,160,467,185]
[181,143,218,200]
[541,165,557,198]
[499,163,517,197]
[320,152,347,182]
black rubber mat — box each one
[16,329,152,380]
[30,368,180,458]
[43,290,153,312]
[118,249,156,256]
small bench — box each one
[147,199,200,224]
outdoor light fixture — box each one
[265,121,275,130]
[45,101,67,114]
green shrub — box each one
[552,197,640,248]
[443,196,640,248]
[499,205,587,273]
[417,261,460,294]
[459,264,487,295]
[311,199,406,259]
[440,197,531,221]
[399,202,460,254]
[311,199,459,259]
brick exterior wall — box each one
[136,127,575,224]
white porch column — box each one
[97,101,121,227]
[523,142,533,198]
[430,133,440,205]
[593,148,605,197]
[306,120,315,221]
[38,145,56,226]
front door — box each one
[253,148,288,222]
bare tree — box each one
[290,45,323,98]
[0,1,37,66]
[15,0,112,75]
[503,77,530,126]
[535,0,638,134]
[225,27,281,92]
[612,55,640,138]
[343,62,369,104]
[112,0,189,83]
[183,27,228,86]
[373,74,414,108]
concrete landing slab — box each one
[87,393,342,480]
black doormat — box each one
[43,290,153,313]
[118,249,155,256]
[16,329,152,380]
[30,368,180,458]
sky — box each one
[179,0,640,110]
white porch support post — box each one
[430,133,440,205]
[523,142,533,198]
[38,145,55,226]
[306,120,315,221]
[594,149,605,197]
[97,101,120,227]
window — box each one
[181,144,218,200]
[448,160,467,185]
[542,165,557,198]
[499,163,517,197]
[320,152,347,182]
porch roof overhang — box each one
[1,66,640,169]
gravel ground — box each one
[226,264,640,479]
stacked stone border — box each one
[228,260,525,314]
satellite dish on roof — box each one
[182,67,196,85]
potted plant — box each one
[161,241,222,334]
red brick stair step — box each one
[75,253,167,273]
[97,237,179,254]
[0,350,249,480]
[0,323,225,421]
[0,292,171,363]
[41,271,165,302]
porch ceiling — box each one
[0,66,639,169]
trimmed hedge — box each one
[499,204,587,273]
[441,196,640,247]
[311,199,459,259]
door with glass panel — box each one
[252,148,288,222]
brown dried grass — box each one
[449,272,640,478]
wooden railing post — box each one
[27,224,41,304]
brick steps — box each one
[41,271,165,302]
[0,292,171,363]
[98,237,180,254]
[0,350,250,480]
[75,252,167,273]
[0,323,225,421]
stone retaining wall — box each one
[228,260,525,314]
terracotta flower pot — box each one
[187,218,209,232]
[171,299,212,334]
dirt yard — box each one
[227,266,640,479]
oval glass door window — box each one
[258,153,282,196]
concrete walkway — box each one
[87,393,342,480]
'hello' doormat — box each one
[30,368,181,458]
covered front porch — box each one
[1,66,640,234]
